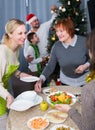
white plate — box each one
[33,95,43,106]
[50,124,75,130]
[16,91,43,106]
[16,91,37,101]
[44,110,68,123]
[47,91,77,106]
[27,116,49,130]
[20,76,39,82]
[10,91,43,111]
[10,100,34,111]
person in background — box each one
[34,18,90,92]
[24,5,57,62]
[24,13,40,63]
[55,29,95,130]
[26,32,47,76]
[0,18,31,130]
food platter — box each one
[44,110,68,123]
[20,76,39,82]
[27,116,49,130]
[50,124,75,130]
[47,91,77,106]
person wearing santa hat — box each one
[26,13,40,32]
[24,5,57,63]
[24,13,40,63]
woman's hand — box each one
[34,79,43,92]
[55,104,71,113]
[6,94,14,109]
[75,64,88,74]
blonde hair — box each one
[1,18,25,44]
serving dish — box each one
[50,124,75,130]
[44,110,68,123]
[27,116,49,130]
[47,91,77,106]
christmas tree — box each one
[47,0,87,53]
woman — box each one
[0,18,30,130]
[55,29,95,130]
[34,18,90,92]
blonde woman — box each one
[0,18,30,130]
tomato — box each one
[50,95,57,102]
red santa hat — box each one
[26,13,37,24]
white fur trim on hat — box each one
[26,16,37,24]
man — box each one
[26,13,40,33]
[24,5,57,62]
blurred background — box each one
[0,0,93,39]
[0,0,94,71]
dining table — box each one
[6,85,82,130]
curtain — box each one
[0,0,59,71]
[0,0,59,40]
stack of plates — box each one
[10,91,43,111]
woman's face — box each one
[55,27,70,43]
[10,25,26,46]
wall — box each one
[0,0,60,40]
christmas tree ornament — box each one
[47,0,87,53]
[62,8,66,12]
[68,1,71,5]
